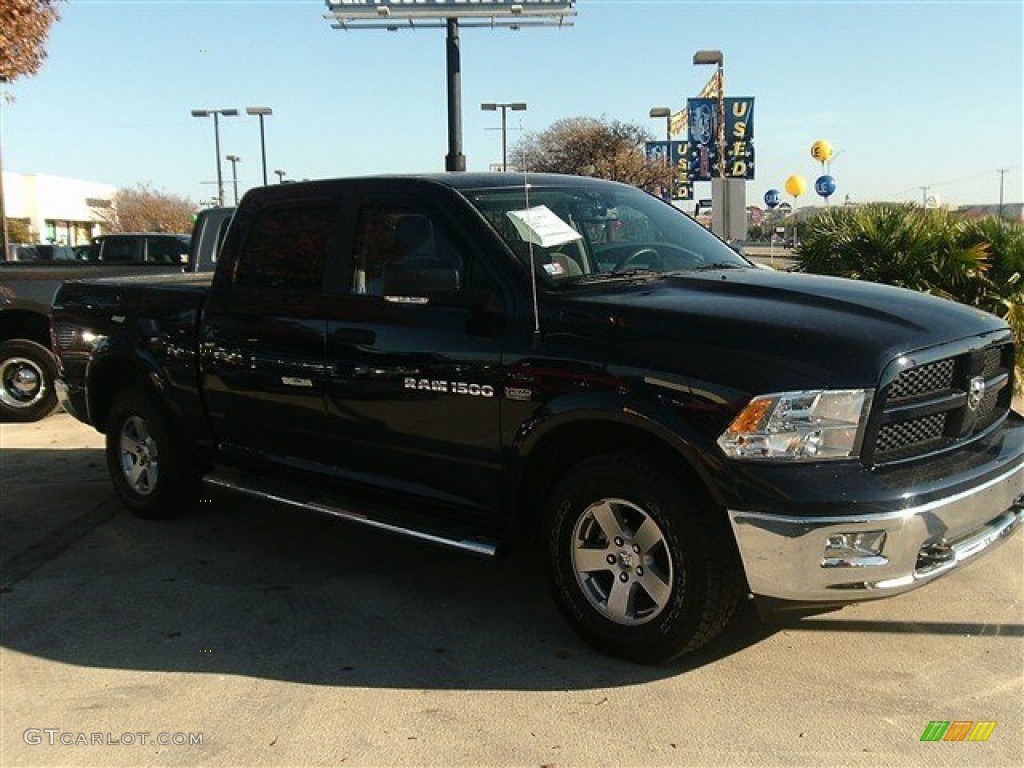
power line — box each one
[880,165,1020,201]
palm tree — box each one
[798,204,1022,391]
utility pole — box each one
[1,76,9,259]
[997,168,1008,221]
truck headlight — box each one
[717,389,873,461]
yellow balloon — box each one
[785,174,807,197]
[811,139,833,162]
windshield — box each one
[462,179,750,285]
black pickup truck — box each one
[0,208,233,421]
[52,174,1023,662]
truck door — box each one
[200,201,338,469]
[324,194,508,513]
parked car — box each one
[84,233,190,265]
[0,212,231,422]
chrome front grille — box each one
[869,340,1014,464]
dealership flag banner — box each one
[687,97,755,180]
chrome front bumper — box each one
[728,462,1024,601]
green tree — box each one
[797,204,1022,387]
[510,116,670,189]
[6,218,31,242]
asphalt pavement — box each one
[1,413,1022,767]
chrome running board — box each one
[204,467,503,559]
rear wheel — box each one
[0,340,58,422]
[105,389,199,519]
[544,451,744,663]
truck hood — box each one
[555,268,1007,392]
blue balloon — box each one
[815,175,837,198]
[764,189,781,209]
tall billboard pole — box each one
[445,18,464,171]
[324,1,576,172]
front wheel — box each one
[544,451,744,663]
[0,340,59,422]
[105,389,200,519]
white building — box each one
[2,172,116,245]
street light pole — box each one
[246,107,273,186]
[274,169,287,184]
[481,102,527,171]
[191,108,239,206]
[649,106,672,198]
[692,50,728,237]
[226,154,241,205]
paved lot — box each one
[2,413,1022,767]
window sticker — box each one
[506,205,583,248]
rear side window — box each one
[100,237,144,263]
[146,236,188,265]
[235,205,334,292]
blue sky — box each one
[2,0,1021,209]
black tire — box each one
[105,389,200,519]
[0,340,59,422]
[544,450,744,663]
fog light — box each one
[823,530,888,568]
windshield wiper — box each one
[689,262,747,272]
[554,270,661,288]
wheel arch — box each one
[86,352,167,434]
[513,404,721,541]
[0,309,52,348]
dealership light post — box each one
[481,102,526,172]
[324,1,575,172]
[649,106,672,197]
[692,50,733,239]
[191,108,239,206]
[226,154,241,205]
[246,107,273,186]
[692,50,725,178]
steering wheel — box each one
[612,247,661,273]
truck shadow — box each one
[1,467,776,690]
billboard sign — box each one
[326,0,577,25]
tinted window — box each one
[350,205,464,296]
[100,237,144,263]
[235,205,333,292]
[146,236,188,265]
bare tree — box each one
[101,184,195,234]
[0,1,61,83]
[510,117,670,189]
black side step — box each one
[203,467,505,559]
